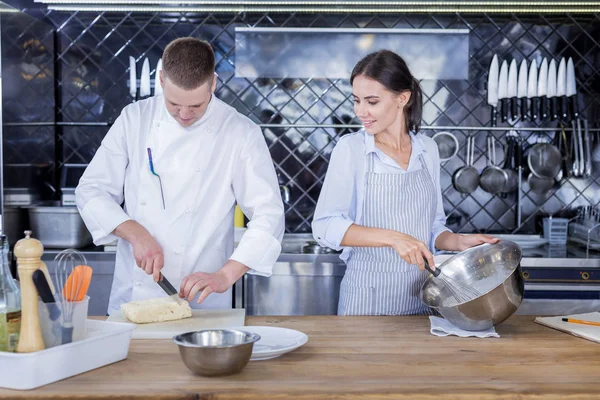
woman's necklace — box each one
[375,136,410,166]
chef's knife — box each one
[557,57,568,121]
[508,59,519,121]
[538,58,548,120]
[566,57,578,119]
[527,59,538,120]
[129,56,137,101]
[498,60,509,123]
[517,60,528,121]
[154,58,163,96]
[547,59,558,121]
[487,54,499,127]
[158,273,178,296]
[140,57,151,99]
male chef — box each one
[76,37,285,314]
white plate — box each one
[233,326,308,361]
[492,234,548,248]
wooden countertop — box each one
[1,315,600,399]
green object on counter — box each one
[0,234,21,352]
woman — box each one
[312,50,497,316]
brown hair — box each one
[162,37,215,90]
[350,50,423,134]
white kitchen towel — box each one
[429,316,500,338]
[535,312,600,344]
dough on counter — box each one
[121,296,192,324]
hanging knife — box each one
[487,55,499,127]
[154,58,163,96]
[498,60,509,123]
[129,56,137,101]
[527,59,538,120]
[508,59,519,121]
[140,58,151,99]
[547,59,558,121]
[557,57,568,121]
[538,58,548,120]
[566,57,578,119]
[518,60,528,121]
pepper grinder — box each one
[15,230,45,353]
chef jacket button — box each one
[208,129,212,133]
[155,122,160,128]
[140,201,146,206]
[195,168,200,172]
[175,251,180,255]
[135,281,142,286]
[185,209,190,213]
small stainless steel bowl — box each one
[173,329,261,377]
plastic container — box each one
[543,217,569,245]
[38,295,89,348]
[0,319,135,390]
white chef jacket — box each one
[76,94,285,315]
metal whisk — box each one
[424,260,481,304]
[54,249,87,344]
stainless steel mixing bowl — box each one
[173,329,261,376]
[420,240,524,331]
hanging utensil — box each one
[140,57,151,99]
[583,119,592,177]
[527,135,562,179]
[487,55,499,126]
[502,135,518,194]
[516,137,523,227]
[480,135,508,195]
[571,119,581,177]
[557,58,568,121]
[576,118,585,177]
[508,60,519,121]
[154,58,163,96]
[518,60,528,121]
[129,56,137,101]
[452,135,479,194]
[527,59,538,120]
[567,58,578,119]
[547,59,558,121]
[498,60,509,123]
[538,58,549,120]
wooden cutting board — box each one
[106,308,246,339]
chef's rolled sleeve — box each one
[230,126,285,276]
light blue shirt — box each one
[312,129,451,262]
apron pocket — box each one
[338,284,375,316]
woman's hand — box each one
[456,234,499,251]
[388,232,435,271]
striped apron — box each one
[338,151,437,316]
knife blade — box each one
[498,60,508,122]
[566,57,578,119]
[158,273,178,296]
[129,56,137,101]
[487,54,499,127]
[527,59,538,120]
[140,57,151,98]
[547,59,558,121]
[154,58,163,96]
[508,59,518,121]
[557,57,568,121]
[538,58,548,120]
[517,60,528,121]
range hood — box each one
[33,0,600,13]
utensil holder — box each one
[543,217,569,245]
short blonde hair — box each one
[162,37,215,90]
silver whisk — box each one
[424,260,481,304]
[54,249,87,344]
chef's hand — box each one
[456,234,499,251]
[133,234,164,282]
[388,232,435,271]
[180,260,249,304]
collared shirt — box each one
[76,94,285,313]
[312,129,450,262]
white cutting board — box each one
[107,309,246,339]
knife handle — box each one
[520,97,528,121]
[510,97,518,121]
[561,96,569,121]
[501,99,508,123]
[531,97,539,120]
[570,95,579,119]
[540,96,548,120]
[490,106,497,127]
[550,97,558,121]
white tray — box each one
[0,319,136,390]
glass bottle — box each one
[0,234,21,352]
